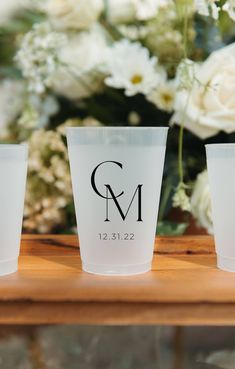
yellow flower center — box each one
[131,74,143,85]
[162,93,172,104]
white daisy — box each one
[105,39,160,97]
[147,72,176,112]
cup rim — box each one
[66,126,169,131]
[0,143,28,159]
[205,143,235,149]
[0,143,28,149]
[66,126,168,145]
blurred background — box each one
[1,0,235,236]
[0,325,234,369]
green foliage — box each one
[0,9,44,77]
[157,221,188,236]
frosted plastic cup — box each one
[206,144,235,272]
[67,127,168,276]
[0,144,28,276]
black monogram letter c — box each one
[91,161,124,199]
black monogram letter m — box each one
[104,184,143,222]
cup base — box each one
[217,254,235,272]
[82,261,151,276]
[0,258,18,276]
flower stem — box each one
[178,89,191,183]
[178,4,189,183]
[178,122,184,183]
[183,4,188,58]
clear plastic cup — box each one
[67,127,168,276]
[0,144,28,276]
[206,144,235,272]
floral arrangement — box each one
[0,0,234,234]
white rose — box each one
[106,0,172,24]
[106,0,136,24]
[172,44,235,139]
[191,170,213,234]
[45,0,103,30]
[51,25,108,100]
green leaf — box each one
[157,221,188,236]
[0,66,22,79]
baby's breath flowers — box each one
[223,0,235,20]
[172,182,191,212]
[175,58,197,90]
[195,0,235,21]
[194,0,220,19]
[134,0,173,20]
[15,22,67,94]
[18,94,59,130]
[0,79,25,138]
[118,24,149,41]
[23,116,102,233]
[23,128,73,233]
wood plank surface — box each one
[0,235,234,325]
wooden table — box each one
[1,235,235,326]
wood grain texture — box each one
[0,234,233,325]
